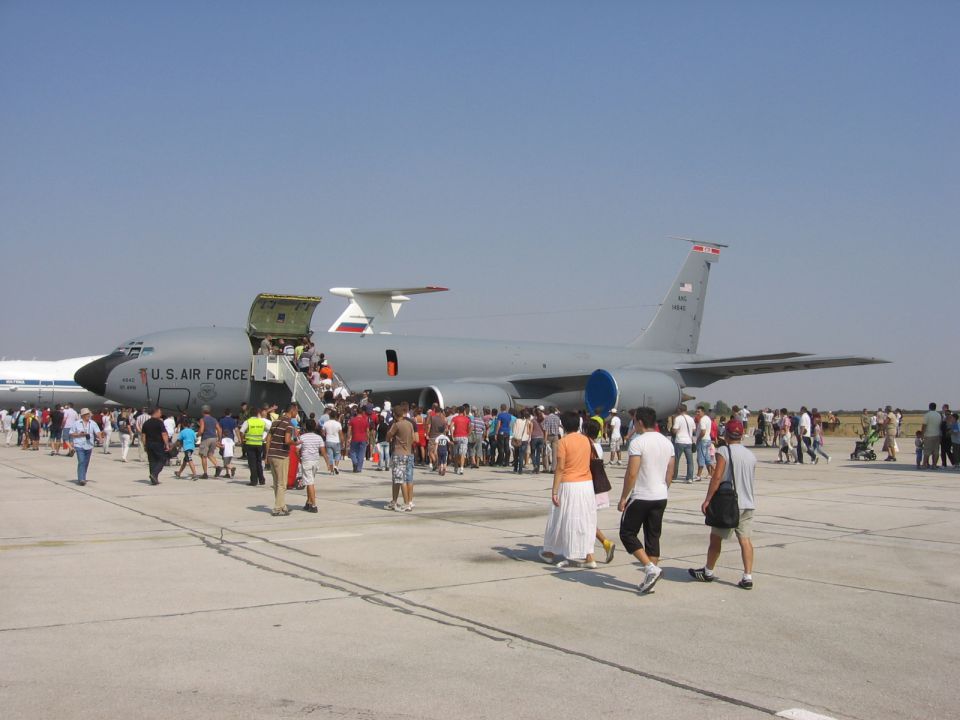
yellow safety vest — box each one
[245,417,266,446]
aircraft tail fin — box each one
[627,240,723,354]
[328,286,448,334]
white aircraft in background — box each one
[0,357,114,411]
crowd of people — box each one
[3,395,957,593]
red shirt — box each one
[451,415,471,438]
[349,414,370,441]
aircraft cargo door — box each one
[247,294,323,344]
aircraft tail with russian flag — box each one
[328,286,448,335]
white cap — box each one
[536,405,545,411]
[374,406,381,412]
[610,408,618,413]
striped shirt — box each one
[299,432,324,462]
[266,418,294,460]
[469,416,486,438]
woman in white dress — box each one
[540,412,598,568]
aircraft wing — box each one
[676,354,889,385]
[505,374,591,399]
[328,286,448,334]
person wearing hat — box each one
[606,408,623,465]
[67,408,103,486]
[689,418,758,589]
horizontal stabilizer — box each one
[677,354,889,385]
[328,286,448,334]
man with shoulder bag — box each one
[689,419,758,589]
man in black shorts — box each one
[618,407,676,594]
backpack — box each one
[30,417,40,433]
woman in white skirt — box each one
[541,412,598,568]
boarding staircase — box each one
[250,355,348,419]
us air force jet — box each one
[74,242,887,419]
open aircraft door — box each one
[246,294,323,343]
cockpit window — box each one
[113,341,146,358]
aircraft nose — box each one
[74,356,113,396]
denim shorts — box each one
[326,442,342,461]
[697,439,712,466]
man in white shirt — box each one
[798,406,815,463]
[762,408,775,446]
[671,404,696,483]
[134,408,150,461]
[694,407,714,479]
[619,406,676,594]
[0,409,11,446]
[607,409,623,465]
[61,403,79,456]
[920,402,943,468]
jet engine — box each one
[417,383,512,411]
[584,369,681,419]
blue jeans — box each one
[812,439,831,460]
[530,437,545,470]
[513,441,529,473]
[673,442,693,481]
[75,447,92,483]
[349,441,367,471]
[377,441,391,469]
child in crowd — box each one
[435,432,450,476]
[174,422,199,480]
[221,433,236,479]
[915,430,924,468]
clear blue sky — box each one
[1,1,956,410]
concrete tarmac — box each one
[1,441,958,720]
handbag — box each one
[589,440,612,494]
[704,445,740,529]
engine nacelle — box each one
[584,369,681,420]
[418,383,512,411]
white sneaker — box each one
[639,565,662,593]
[386,501,397,511]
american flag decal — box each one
[679,282,693,293]
[693,245,720,255]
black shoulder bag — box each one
[589,439,612,494]
[704,445,740,528]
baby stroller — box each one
[850,429,879,461]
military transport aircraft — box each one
[74,241,887,420]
